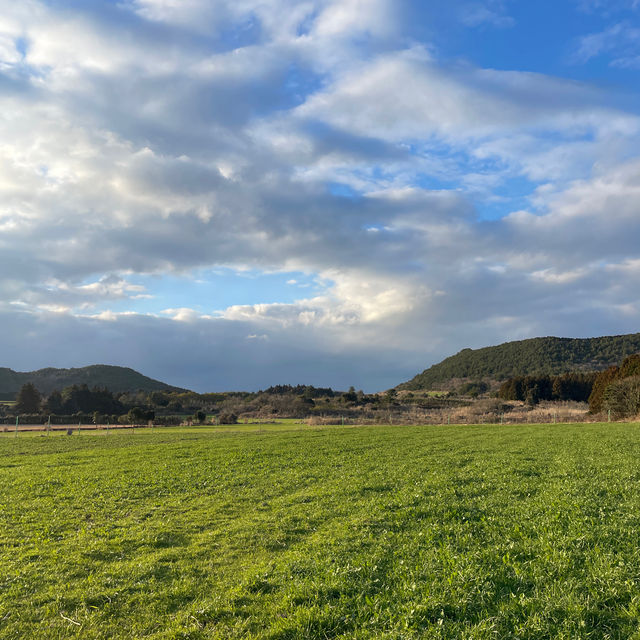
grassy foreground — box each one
[1,423,640,639]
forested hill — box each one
[398,333,640,390]
[0,365,186,398]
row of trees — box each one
[6,382,375,422]
[13,383,126,415]
[498,372,598,405]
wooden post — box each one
[14,416,18,438]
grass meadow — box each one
[1,423,640,639]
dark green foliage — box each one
[342,386,358,403]
[39,385,126,415]
[261,384,335,398]
[152,415,183,426]
[400,333,640,390]
[590,354,640,415]
[619,353,640,378]
[15,382,41,414]
[126,406,154,424]
[218,411,238,424]
[550,372,597,401]
[194,410,207,424]
[588,365,619,413]
[148,390,170,406]
[44,390,65,414]
[498,372,597,404]
[457,381,489,397]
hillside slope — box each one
[399,333,640,390]
[0,365,186,397]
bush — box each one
[218,412,238,425]
[457,381,489,398]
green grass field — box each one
[2,423,640,639]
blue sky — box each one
[1,0,640,391]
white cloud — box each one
[1,0,640,390]
[459,2,515,28]
[576,0,640,14]
[311,0,396,39]
[296,47,636,144]
[573,22,640,64]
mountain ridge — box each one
[0,364,186,398]
[398,333,640,390]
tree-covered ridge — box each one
[0,364,185,398]
[399,333,640,390]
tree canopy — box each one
[15,382,41,414]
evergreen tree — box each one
[15,382,41,414]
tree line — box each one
[2,382,364,424]
[497,372,598,405]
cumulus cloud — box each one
[1,0,640,390]
[297,47,635,142]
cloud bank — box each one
[1,0,640,390]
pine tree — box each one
[15,382,42,414]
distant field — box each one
[2,423,640,638]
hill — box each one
[399,333,640,390]
[0,365,186,398]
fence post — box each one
[14,416,18,438]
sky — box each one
[1,0,640,392]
